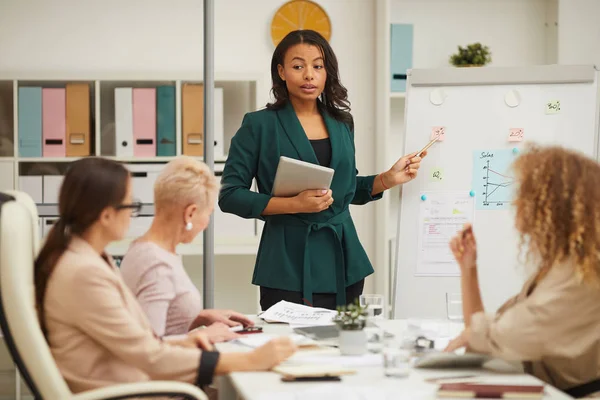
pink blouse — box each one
[120,241,202,337]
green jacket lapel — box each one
[276,101,319,165]
[320,107,343,171]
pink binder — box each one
[132,88,156,157]
[42,88,66,157]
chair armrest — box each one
[71,381,208,400]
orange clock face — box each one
[270,0,332,46]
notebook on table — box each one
[437,383,545,399]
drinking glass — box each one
[382,338,410,378]
[360,294,385,320]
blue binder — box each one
[156,86,176,157]
[18,87,42,157]
[390,24,413,93]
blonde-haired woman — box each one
[121,156,253,340]
[445,145,600,398]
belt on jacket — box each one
[276,209,350,307]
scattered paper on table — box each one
[233,333,316,348]
[259,300,337,325]
[273,364,356,377]
[258,385,434,400]
[471,149,516,210]
[507,128,523,142]
[286,352,384,367]
[416,191,474,276]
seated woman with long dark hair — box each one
[35,157,295,394]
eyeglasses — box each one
[116,199,143,217]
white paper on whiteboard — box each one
[416,191,475,277]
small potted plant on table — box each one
[333,300,369,356]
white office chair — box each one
[0,190,207,400]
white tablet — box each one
[272,156,334,197]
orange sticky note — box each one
[508,128,524,142]
[431,126,445,141]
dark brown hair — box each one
[34,157,130,337]
[513,145,600,284]
[266,29,354,131]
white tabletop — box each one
[216,319,572,400]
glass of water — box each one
[360,294,385,320]
[382,338,410,378]
[446,293,464,322]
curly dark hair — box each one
[513,144,600,285]
[266,29,354,131]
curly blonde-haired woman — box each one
[445,145,600,398]
[121,157,254,340]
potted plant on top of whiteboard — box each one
[334,299,369,355]
[449,42,492,67]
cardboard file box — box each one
[0,162,14,192]
[42,175,64,204]
[41,217,59,237]
[42,88,66,157]
[126,163,165,204]
[18,176,43,204]
[390,24,413,93]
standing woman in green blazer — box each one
[219,30,424,311]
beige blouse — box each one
[469,262,600,394]
[44,236,219,394]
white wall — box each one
[557,0,600,65]
[391,0,551,68]
[0,0,378,290]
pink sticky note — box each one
[431,126,445,141]
[508,128,524,142]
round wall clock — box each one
[270,0,332,46]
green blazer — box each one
[218,101,382,306]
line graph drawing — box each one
[472,149,516,210]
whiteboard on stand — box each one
[392,65,600,319]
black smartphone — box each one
[238,326,263,335]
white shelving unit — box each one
[0,71,265,315]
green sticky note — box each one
[545,100,560,114]
[430,167,444,182]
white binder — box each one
[114,88,134,157]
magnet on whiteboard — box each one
[429,89,446,106]
[420,194,427,201]
[505,89,521,108]
[469,190,475,197]
[512,147,519,154]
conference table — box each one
[215,318,572,400]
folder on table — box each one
[132,88,156,157]
[182,83,204,156]
[18,87,42,157]
[42,88,66,157]
[156,86,176,157]
[115,88,134,157]
[65,83,91,157]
